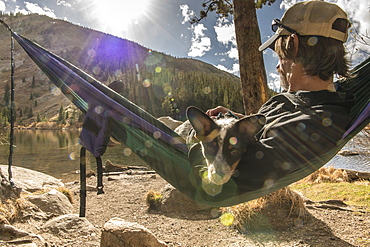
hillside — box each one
[0,13,243,126]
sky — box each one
[0,0,369,90]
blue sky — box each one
[0,0,369,90]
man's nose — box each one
[276,63,280,70]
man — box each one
[202,1,354,193]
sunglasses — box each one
[271,19,299,35]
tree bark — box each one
[233,0,269,114]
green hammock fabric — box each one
[12,31,369,207]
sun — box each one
[91,0,152,35]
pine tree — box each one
[58,105,65,123]
[36,113,41,122]
[4,82,10,106]
[31,75,36,88]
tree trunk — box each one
[233,0,269,114]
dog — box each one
[174,106,266,185]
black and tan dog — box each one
[174,106,265,185]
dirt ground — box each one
[10,171,364,247]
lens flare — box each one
[94,106,105,114]
[307,36,318,46]
[92,66,101,75]
[322,118,332,127]
[220,213,234,226]
[69,152,77,160]
[229,137,238,145]
[203,86,211,94]
[145,140,153,148]
[155,67,162,73]
[153,131,161,139]
[123,148,132,156]
[210,208,220,218]
[142,79,151,87]
[90,0,153,35]
[50,86,61,96]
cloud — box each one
[188,24,211,57]
[227,47,238,60]
[216,63,240,76]
[214,18,239,73]
[180,4,194,24]
[214,19,235,45]
[0,1,5,12]
[268,72,281,92]
[20,2,56,18]
[180,4,211,57]
[56,0,71,7]
[280,0,297,10]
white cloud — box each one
[14,5,28,15]
[335,0,370,62]
[188,24,211,57]
[268,72,281,92]
[180,4,194,25]
[24,2,56,18]
[227,47,238,60]
[0,1,5,12]
[216,63,240,76]
[280,0,298,10]
[214,19,235,45]
[180,4,211,58]
[214,18,239,66]
[56,0,71,7]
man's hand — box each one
[206,106,245,118]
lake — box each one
[0,129,369,183]
[0,129,147,182]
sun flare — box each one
[91,0,152,35]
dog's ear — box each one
[186,106,219,142]
[235,114,266,139]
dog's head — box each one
[187,106,265,185]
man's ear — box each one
[292,33,299,56]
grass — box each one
[290,181,370,207]
[290,166,370,207]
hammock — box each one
[9,30,370,207]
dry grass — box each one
[301,166,350,183]
[0,197,36,224]
[145,191,163,211]
[220,187,307,233]
[0,200,18,224]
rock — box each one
[159,184,212,213]
[0,165,64,192]
[338,150,360,156]
[104,160,126,172]
[26,189,73,216]
[101,218,167,247]
[344,169,370,180]
[42,214,98,239]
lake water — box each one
[0,129,147,182]
[0,129,369,183]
